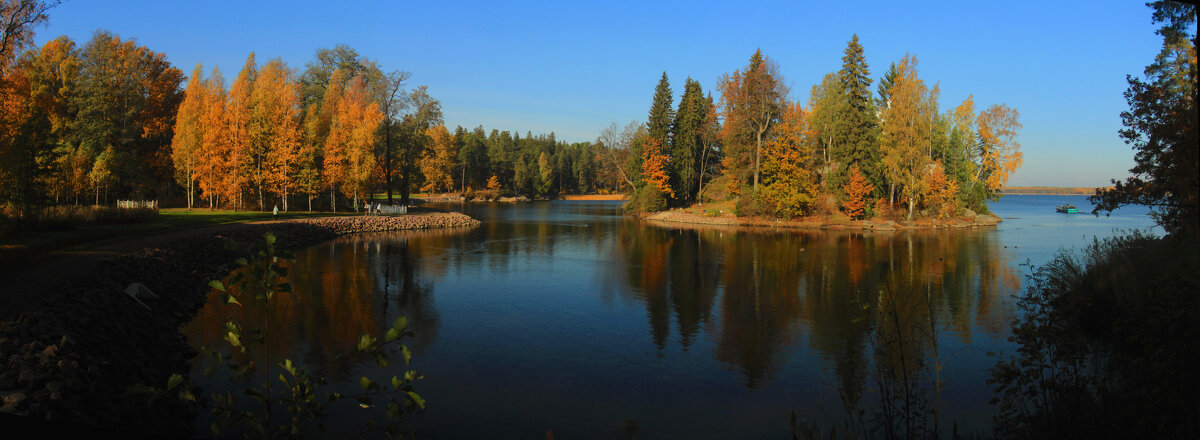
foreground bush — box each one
[989,231,1200,439]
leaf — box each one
[167,373,183,391]
[208,280,226,292]
[393,316,408,331]
[401,345,412,365]
[384,328,399,343]
[357,335,373,352]
[407,391,426,410]
[223,294,241,306]
[358,376,372,391]
[391,376,402,390]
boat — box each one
[1056,204,1079,213]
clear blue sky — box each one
[34,0,1164,186]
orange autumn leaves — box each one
[170,58,382,210]
[641,137,674,199]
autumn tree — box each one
[419,125,456,193]
[69,31,184,199]
[879,54,938,219]
[170,64,205,209]
[0,0,57,72]
[638,136,673,211]
[760,103,818,218]
[224,53,256,210]
[975,104,1022,201]
[248,58,300,211]
[923,160,958,218]
[325,73,383,210]
[842,165,873,220]
[486,174,500,191]
[718,49,788,194]
[196,68,228,209]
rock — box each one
[861,220,875,230]
[0,391,26,413]
[874,221,897,231]
[963,208,977,219]
[974,214,999,225]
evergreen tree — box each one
[670,77,707,203]
[647,71,674,144]
[832,34,881,195]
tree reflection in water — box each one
[615,221,1019,414]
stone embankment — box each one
[0,212,478,436]
[645,210,1002,231]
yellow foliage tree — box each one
[327,74,382,210]
[977,104,1023,198]
[760,102,818,218]
[486,174,501,191]
[225,53,256,210]
[419,125,457,193]
[879,54,937,220]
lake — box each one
[182,195,1159,439]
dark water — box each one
[182,195,1158,438]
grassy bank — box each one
[0,208,358,270]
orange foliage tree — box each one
[171,67,205,209]
[196,68,228,209]
[486,174,501,191]
[251,58,301,211]
[924,160,959,218]
[641,137,674,199]
[842,165,874,220]
[324,72,382,210]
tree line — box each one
[624,36,1024,220]
[0,25,628,213]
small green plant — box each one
[137,232,424,439]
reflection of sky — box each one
[185,199,1156,439]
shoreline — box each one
[0,212,479,436]
[644,209,1002,231]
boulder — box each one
[974,213,999,225]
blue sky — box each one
[34,0,1164,186]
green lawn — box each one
[0,208,356,268]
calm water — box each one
[183,195,1158,438]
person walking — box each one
[273,204,279,219]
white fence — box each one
[373,204,408,214]
[117,200,158,210]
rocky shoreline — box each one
[0,212,479,436]
[645,210,1002,231]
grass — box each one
[0,207,357,270]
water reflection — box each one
[184,228,473,379]
[615,221,1020,404]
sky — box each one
[33,0,1167,187]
